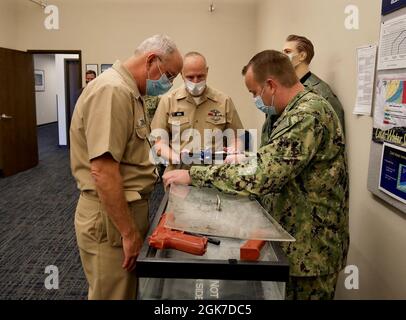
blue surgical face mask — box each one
[254,86,277,116]
[146,59,173,96]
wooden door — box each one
[65,59,81,147]
[0,47,38,177]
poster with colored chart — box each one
[373,75,406,147]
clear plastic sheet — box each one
[165,185,295,242]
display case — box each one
[137,186,293,300]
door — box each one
[0,47,38,177]
[64,59,81,147]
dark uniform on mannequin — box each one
[261,35,345,147]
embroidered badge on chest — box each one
[208,109,223,122]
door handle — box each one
[0,114,13,119]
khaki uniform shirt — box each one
[191,90,349,277]
[70,60,157,202]
[151,85,244,169]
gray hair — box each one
[135,34,177,59]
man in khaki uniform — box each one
[151,52,244,171]
[70,34,183,300]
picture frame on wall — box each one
[101,64,113,73]
[34,69,45,92]
[85,64,98,76]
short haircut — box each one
[135,34,178,60]
[86,70,96,77]
[242,50,299,88]
[286,34,315,65]
[184,51,207,66]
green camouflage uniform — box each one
[286,272,339,300]
[143,95,166,178]
[190,90,349,300]
[143,96,161,124]
[260,72,345,147]
[305,73,345,133]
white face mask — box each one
[287,53,300,68]
[185,79,206,96]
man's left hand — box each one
[163,170,192,189]
[224,153,247,164]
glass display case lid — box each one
[164,185,296,242]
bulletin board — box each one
[367,4,406,214]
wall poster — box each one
[373,74,406,147]
[379,142,406,204]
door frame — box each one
[27,50,82,79]
[27,50,82,147]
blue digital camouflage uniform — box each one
[260,72,345,147]
[190,89,349,300]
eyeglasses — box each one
[157,56,177,82]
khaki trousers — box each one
[74,192,149,300]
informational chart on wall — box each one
[354,45,377,115]
[379,143,406,204]
[367,3,406,213]
[378,14,406,70]
[373,74,406,147]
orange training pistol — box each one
[149,213,208,256]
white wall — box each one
[13,0,262,135]
[55,54,79,146]
[33,54,58,126]
[257,0,406,299]
[0,0,17,49]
